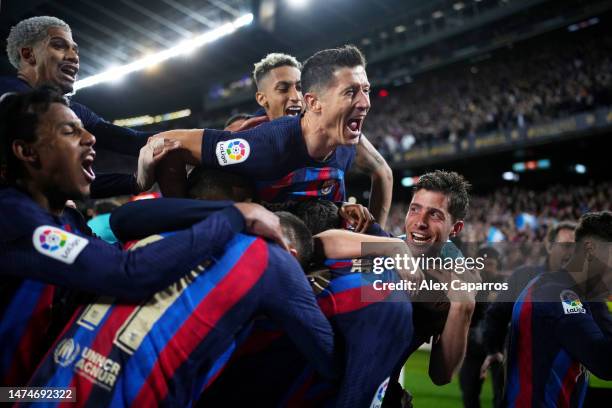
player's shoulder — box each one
[0,76,31,94]
[0,187,54,241]
[531,271,588,317]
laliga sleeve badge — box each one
[560,289,586,314]
[216,138,250,166]
[33,225,89,264]
[369,376,390,408]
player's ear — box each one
[20,47,36,66]
[450,220,464,238]
[255,91,268,109]
[12,140,39,164]
[304,93,321,113]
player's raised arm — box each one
[354,134,393,227]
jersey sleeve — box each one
[200,123,279,173]
[555,308,612,380]
[260,244,339,380]
[90,173,138,199]
[71,102,152,156]
[110,198,240,242]
[1,209,245,301]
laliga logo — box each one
[320,180,336,196]
[54,338,80,367]
[216,139,250,166]
[39,228,67,252]
[226,140,247,161]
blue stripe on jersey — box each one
[0,280,46,375]
[545,349,573,407]
[324,273,364,295]
[109,234,256,407]
[506,284,532,407]
[200,340,236,390]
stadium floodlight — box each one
[574,164,587,174]
[287,0,309,8]
[74,13,254,91]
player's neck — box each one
[301,113,337,161]
[564,255,589,291]
[17,178,66,216]
[16,70,36,88]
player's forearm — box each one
[354,135,393,228]
[154,129,204,165]
[314,229,406,259]
[429,301,475,385]
[368,163,393,228]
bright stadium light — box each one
[574,164,587,174]
[288,0,309,8]
[74,13,254,91]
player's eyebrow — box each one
[57,120,84,130]
[275,80,297,88]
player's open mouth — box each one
[81,152,96,183]
[285,106,302,116]
[60,64,78,82]
[409,232,433,245]
[346,117,364,137]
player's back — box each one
[199,259,413,408]
[25,233,334,408]
[506,271,590,408]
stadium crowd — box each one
[365,30,612,157]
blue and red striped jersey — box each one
[0,189,89,387]
[201,115,355,202]
[0,187,243,387]
[506,269,612,408]
[25,233,335,408]
[200,258,413,408]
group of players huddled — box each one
[1,16,611,408]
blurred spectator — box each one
[87,200,121,244]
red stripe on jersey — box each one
[317,286,390,317]
[4,285,54,385]
[58,305,137,408]
[233,330,284,358]
[131,238,269,407]
[516,287,534,408]
[557,361,581,408]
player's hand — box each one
[233,203,290,251]
[233,115,269,132]
[339,203,375,233]
[426,266,482,303]
[136,137,182,192]
[480,352,504,379]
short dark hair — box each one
[224,113,252,129]
[413,170,471,220]
[264,199,341,235]
[301,45,366,93]
[546,221,577,243]
[575,211,612,243]
[253,53,302,88]
[0,86,68,185]
[186,167,254,202]
[276,211,314,267]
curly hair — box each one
[6,16,71,69]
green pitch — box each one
[402,350,493,407]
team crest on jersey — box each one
[32,225,88,264]
[216,138,250,166]
[369,376,390,408]
[54,338,81,367]
[560,290,586,314]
